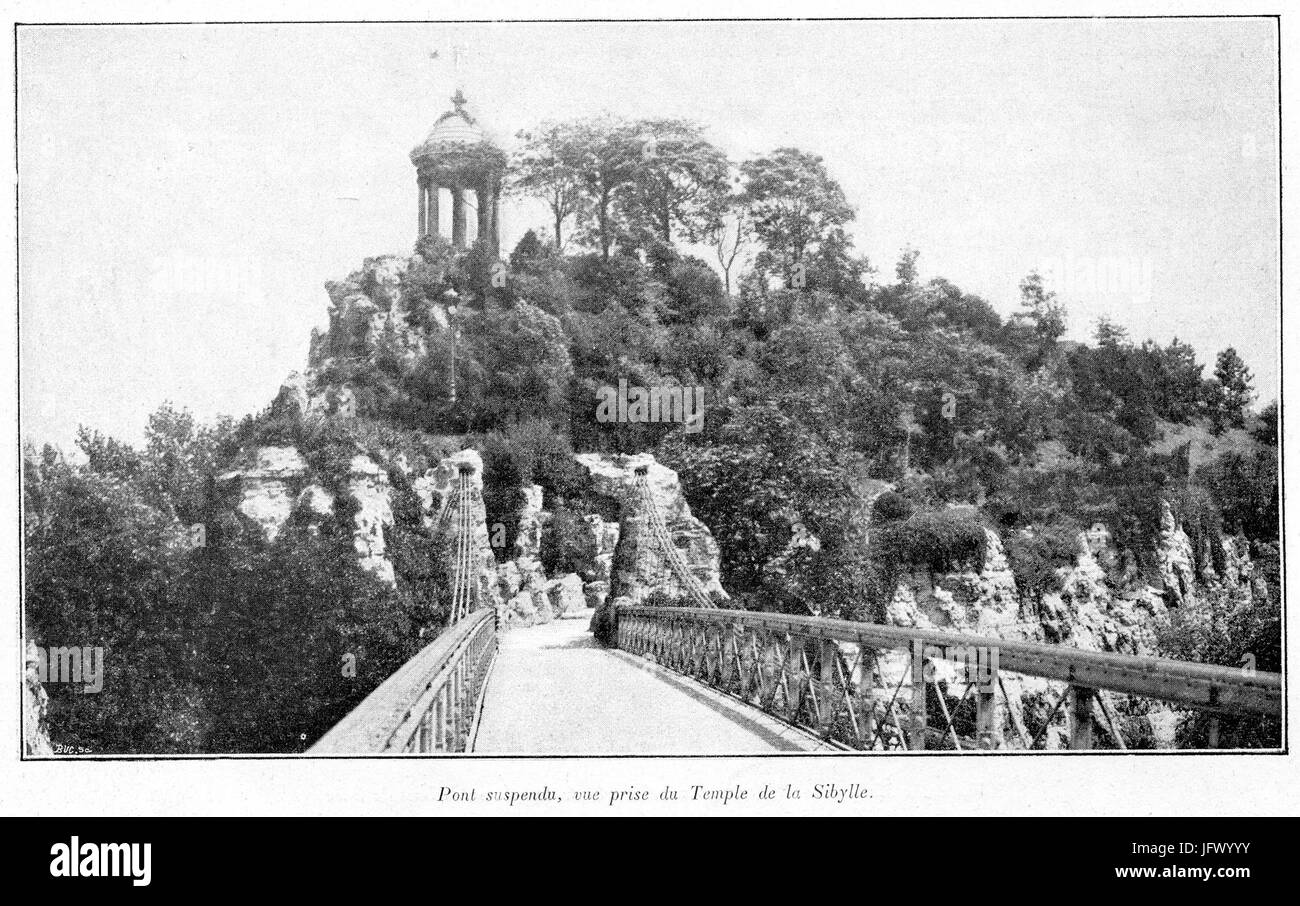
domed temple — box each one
[410,89,507,252]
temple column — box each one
[428,183,440,238]
[490,182,501,253]
[451,186,467,248]
[476,183,491,250]
[418,178,428,237]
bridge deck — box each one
[473,610,826,754]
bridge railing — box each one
[614,605,1282,751]
[311,608,497,754]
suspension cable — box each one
[634,476,717,609]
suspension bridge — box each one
[311,463,1283,755]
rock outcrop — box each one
[548,573,587,618]
[885,528,1022,637]
[499,484,553,626]
[577,452,727,604]
[1156,500,1197,606]
[23,640,53,757]
[215,440,503,616]
[216,446,309,542]
[314,256,430,373]
[873,499,1265,749]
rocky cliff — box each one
[874,500,1265,749]
[216,440,500,617]
[577,452,727,604]
[491,453,729,628]
[23,640,53,756]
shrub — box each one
[870,491,913,525]
[589,604,617,646]
[1003,520,1082,601]
[1196,447,1278,544]
[539,506,598,580]
[1157,579,1280,749]
[872,509,988,574]
[642,589,695,608]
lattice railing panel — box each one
[614,606,1282,751]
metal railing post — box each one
[1068,685,1096,750]
[910,640,927,750]
[976,687,1000,750]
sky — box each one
[17,19,1280,451]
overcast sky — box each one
[18,19,1279,450]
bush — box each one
[872,509,988,574]
[480,431,529,559]
[539,506,598,580]
[1196,447,1278,544]
[871,491,913,525]
[589,604,617,646]
[1157,577,1280,749]
[1003,521,1082,600]
[642,589,696,608]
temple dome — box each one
[410,90,497,164]
[421,111,485,146]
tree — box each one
[23,445,205,753]
[1197,447,1278,543]
[509,122,589,250]
[895,247,920,287]
[618,118,731,246]
[660,399,869,616]
[1210,346,1255,430]
[1141,337,1204,423]
[559,115,642,259]
[467,299,573,428]
[141,403,234,524]
[1093,317,1128,348]
[711,208,749,297]
[1014,272,1067,343]
[1253,399,1278,445]
[739,148,855,288]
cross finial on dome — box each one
[451,88,467,113]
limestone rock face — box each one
[576,453,727,604]
[870,492,1280,749]
[271,370,312,418]
[507,591,538,625]
[586,514,620,583]
[548,573,587,617]
[1156,500,1197,606]
[295,484,336,538]
[347,455,396,585]
[216,446,309,542]
[498,560,523,600]
[513,485,548,560]
[23,641,52,757]
[314,255,428,373]
[1048,532,1169,656]
[878,517,1181,749]
[885,529,1021,636]
[584,580,610,609]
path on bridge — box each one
[472,610,827,754]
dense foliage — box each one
[24,112,1280,751]
[24,410,448,753]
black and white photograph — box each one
[5,7,1293,832]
